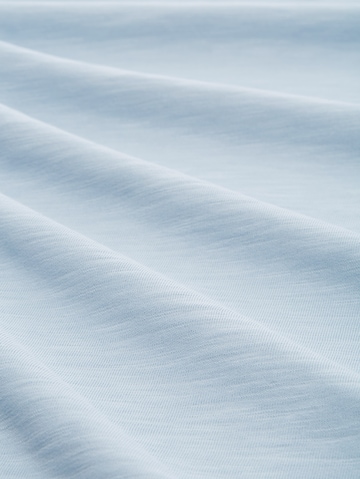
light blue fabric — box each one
[0,2,359,477]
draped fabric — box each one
[0,1,359,477]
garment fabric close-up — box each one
[0,1,359,478]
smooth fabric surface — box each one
[0,1,359,478]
